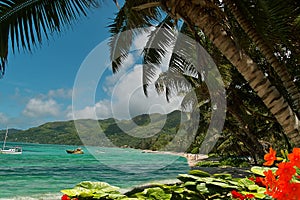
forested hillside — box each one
[0,110,182,150]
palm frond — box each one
[181,83,210,113]
[154,70,192,102]
[0,0,99,76]
[168,23,199,77]
[108,0,162,73]
[142,16,175,96]
[235,0,296,47]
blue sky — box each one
[0,2,181,130]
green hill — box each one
[1,110,187,151]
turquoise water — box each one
[0,143,189,199]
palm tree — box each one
[0,0,105,77]
[1,0,300,147]
[109,0,300,146]
[224,0,300,117]
[162,0,300,146]
[154,24,284,160]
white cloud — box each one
[23,98,61,118]
[110,65,182,119]
[0,113,8,124]
[133,31,148,50]
[48,88,72,99]
[70,64,183,120]
[68,99,113,120]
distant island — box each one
[0,110,193,151]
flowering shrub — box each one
[60,148,300,200]
[260,147,300,200]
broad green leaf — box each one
[213,173,232,179]
[241,191,266,199]
[184,181,197,187]
[206,181,239,189]
[189,170,211,177]
[226,180,241,186]
[77,181,119,191]
[238,178,255,188]
[257,187,266,194]
[250,166,277,176]
[196,183,209,193]
[177,174,200,182]
[61,187,90,197]
[248,184,259,191]
[108,193,128,199]
[144,187,172,200]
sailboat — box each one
[0,128,22,154]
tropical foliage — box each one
[0,0,103,76]
[1,0,300,157]
[59,148,300,200]
[0,111,185,150]
[108,0,300,154]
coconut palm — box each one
[109,0,300,146]
[1,0,300,147]
[0,0,113,77]
[224,0,300,117]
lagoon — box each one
[0,143,189,199]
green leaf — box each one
[177,174,200,182]
[77,181,119,190]
[238,178,255,188]
[248,184,259,191]
[250,166,277,176]
[206,181,239,189]
[144,187,172,200]
[241,191,266,199]
[213,173,232,179]
[61,187,90,197]
[189,170,211,177]
[196,183,209,193]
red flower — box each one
[263,147,277,166]
[289,183,300,199]
[61,194,70,200]
[263,170,277,196]
[231,190,254,200]
[288,148,300,168]
[231,190,244,199]
[276,162,296,182]
[249,176,265,187]
[244,194,255,199]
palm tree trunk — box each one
[162,0,300,146]
[224,0,300,117]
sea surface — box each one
[0,143,189,200]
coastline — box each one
[141,150,208,167]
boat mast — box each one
[2,127,8,149]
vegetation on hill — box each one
[0,111,184,150]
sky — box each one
[0,1,182,130]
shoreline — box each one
[141,150,208,167]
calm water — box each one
[0,143,189,199]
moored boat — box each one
[0,128,22,155]
[66,148,84,154]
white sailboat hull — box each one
[1,148,22,154]
[1,128,22,154]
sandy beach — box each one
[141,150,209,167]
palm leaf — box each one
[142,15,175,96]
[0,0,99,76]
[235,0,296,47]
[168,23,206,80]
[108,0,162,73]
[155,70,192,102]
